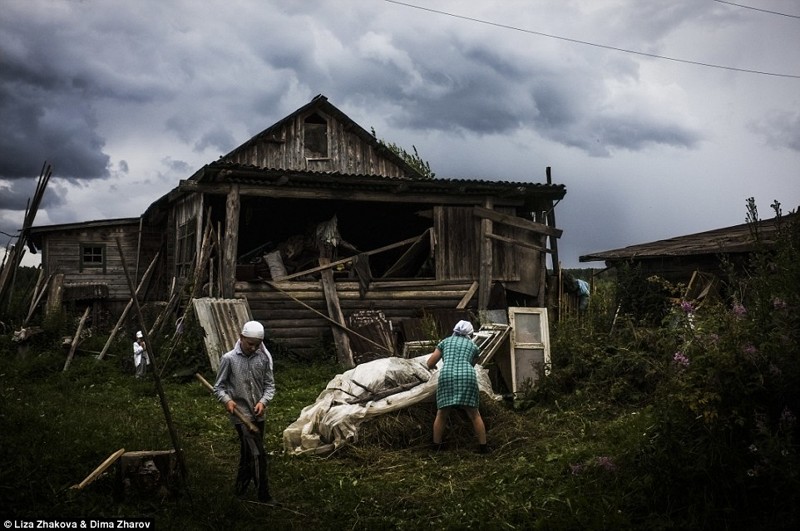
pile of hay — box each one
[356,393,520,450]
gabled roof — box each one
[579,213,797,263]
[220,94,422,178]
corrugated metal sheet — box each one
[192,297,253,372]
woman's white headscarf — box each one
[453,320,474,336]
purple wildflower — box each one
[773,298,788,310]
[705,333,720,346]
[680,300,694,314]
[596,456,616,472]
[780,407,796,427]
[732,303,747,318]
[673,351,690,368]
[742,344,758,358]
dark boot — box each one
[234,478,250,497]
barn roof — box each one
[184,161,566,202]
[28,217,141,234]
[579,213,797,263]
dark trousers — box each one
[234,421,270,499]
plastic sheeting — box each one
[282,354,500,456]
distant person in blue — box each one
[576,278,590,311]
[426,320,488,454]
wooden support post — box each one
[189,215,214,300]
[319,257,355,368]
[63,306,91,371]
[222,185,240,299]
[115,238,189,481]
[23,273,52,327]
[97,252,160,360]
[478,198,494,311]
[45,273,65,318]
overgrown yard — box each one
[0,348,646,530]
[2,203,798,530]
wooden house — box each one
[27,218,161,318]
[29,95,567,363]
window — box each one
[80,244,106,272]
[176,217,197,278]
[303,112,328,159]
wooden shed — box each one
[29,94,567,364]
[578,213,797,283]
[27,218,162,317]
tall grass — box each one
[1,201,797,529]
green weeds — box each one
[1,201,798,529]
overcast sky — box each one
[1,0,798,268]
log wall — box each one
[236,279,477,358]
[40,223,151,302]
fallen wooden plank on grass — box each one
[71,448,126,490]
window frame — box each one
[80,243,106,273]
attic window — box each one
[304,113,328,159]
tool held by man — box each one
[195,373,259,433]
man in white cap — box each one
[132,331,149,379]
[213,320,276,504]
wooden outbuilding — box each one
[578,213,797,283]
[29,94,567,364]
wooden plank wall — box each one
[237,279,476,358]
[434,206,527,283]
[42,224,141,302]
[225,111,410,177]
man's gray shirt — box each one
[213,339,275,424]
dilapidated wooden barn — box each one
[29,94,567,365]
[579,213,796,282]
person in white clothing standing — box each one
[133,330,150,378]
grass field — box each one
[0,345,651,531]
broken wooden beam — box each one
[264,281,392,354]
[71,448,126,490]
[319,257,355,368]
[277,232,428,282]
[63,306,91,371]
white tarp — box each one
[282,354,499,455]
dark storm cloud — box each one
[0,78,110,181]
[0,8,112,182]
[0,177,66,212]
[751,111,800,153]
[327,21,701,158]
[576,115,702,156]
[194,127,237,154]
[161,157,192,175]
